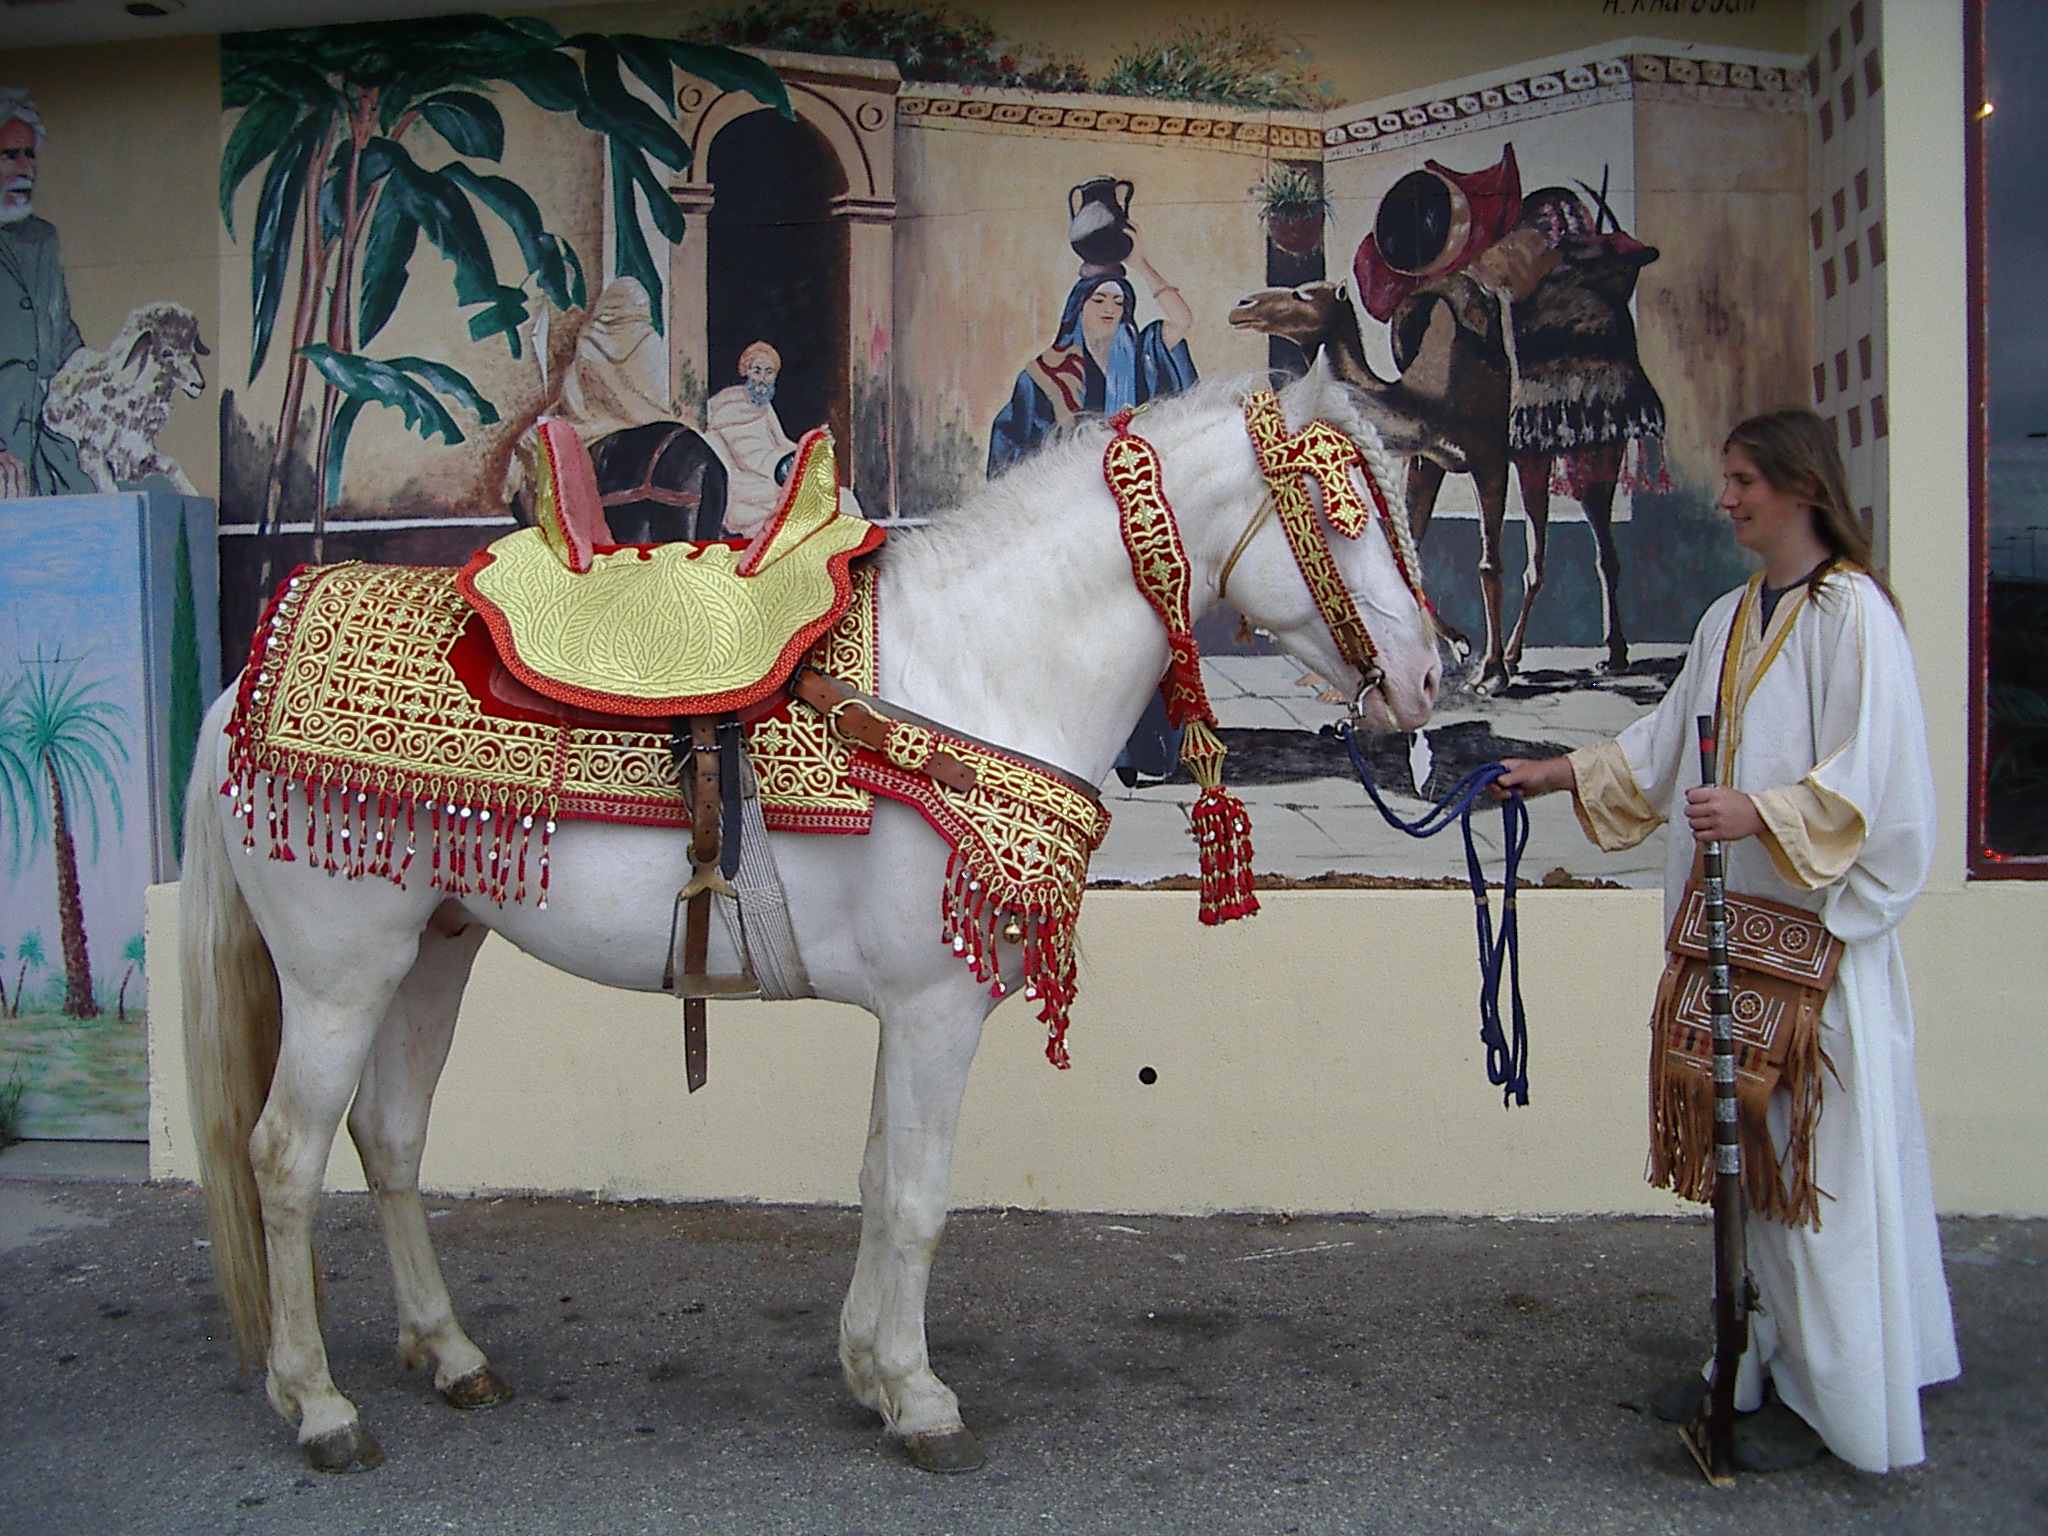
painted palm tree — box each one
[0,672,31,883]
[11,933,44,1020]
[117,933,147,1021]
[221,14,790,537]
[2,652,127,1019]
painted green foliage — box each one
[220,13,791,522]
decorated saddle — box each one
[459,418,883,716]
[225,418,1109,1067]
[226,553,1106,1067]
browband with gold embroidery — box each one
[1241,388,1426,689]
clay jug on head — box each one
[1068,177,1135,276]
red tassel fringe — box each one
[1190,785,1259,925]
[940,846,1081,1069]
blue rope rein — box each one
[1334,724,1531,1107]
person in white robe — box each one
[1497,407,1958,1474]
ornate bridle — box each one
[1102,388,1426,924]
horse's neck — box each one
[876,408,1254,783]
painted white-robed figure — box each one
[1500,408,1958,1474]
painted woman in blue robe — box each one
[989,237,1198,784]
[986,238,1197,477]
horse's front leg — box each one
[346,906,512,1410]
[839,978,988,1472]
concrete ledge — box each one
[0,1140,148,1184]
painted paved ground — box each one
[1093,648,1682,888]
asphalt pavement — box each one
[1,1146,2040,1536]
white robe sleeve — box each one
[1801,577,1937,943]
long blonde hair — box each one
[1724,408,1899,612]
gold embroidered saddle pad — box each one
[231,559,879,838]
[457,430,884,717]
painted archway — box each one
[672,54,900,512]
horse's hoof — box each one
[901,1427,985,1473]
[303,1421,384,1473]
[439,1365,515,1410]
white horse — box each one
[182,365,1441,1475]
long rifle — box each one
[1681,714,1752,1485]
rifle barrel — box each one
[1694,714,1747,1481]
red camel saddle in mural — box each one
[456,418,885,717]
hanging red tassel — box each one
[1190,784,1258,924]
[1177,719,1259,924]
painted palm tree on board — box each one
[221,14,790,540]
[9,933,43,1020]
[116,933,147,1021]
[0,651,127,1019]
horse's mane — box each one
[883,373,1281,587]
[883,364,1415,594]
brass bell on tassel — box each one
[999,916,1026,945]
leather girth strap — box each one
[659,672,1105,1093]
[789,666,1104,805]
[664,714,757,1092]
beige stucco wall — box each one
[147,876,2048,1217]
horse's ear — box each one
[1286,348,1340,423]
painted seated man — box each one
[703,341,813,537]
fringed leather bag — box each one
[1648,879,1842,1229]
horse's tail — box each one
[181,702,281,1370]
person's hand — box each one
[0,451,27,500]
[1490,755,1574,800]
[1684,785,1764,844]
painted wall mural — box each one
[0,492,218,1141]
[215,9,1815,890]
[0,88,209,500]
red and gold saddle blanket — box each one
[227,556,1109,1066]
[227,559,880,894]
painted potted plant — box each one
[1254,165,1332,256]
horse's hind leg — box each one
[838,981,988,1472]
[346,906,511,1410]
[249,932,425,1472]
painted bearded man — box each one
[0,88,90,498]
[703,340,801,538]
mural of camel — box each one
[1231,257,1652,691]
